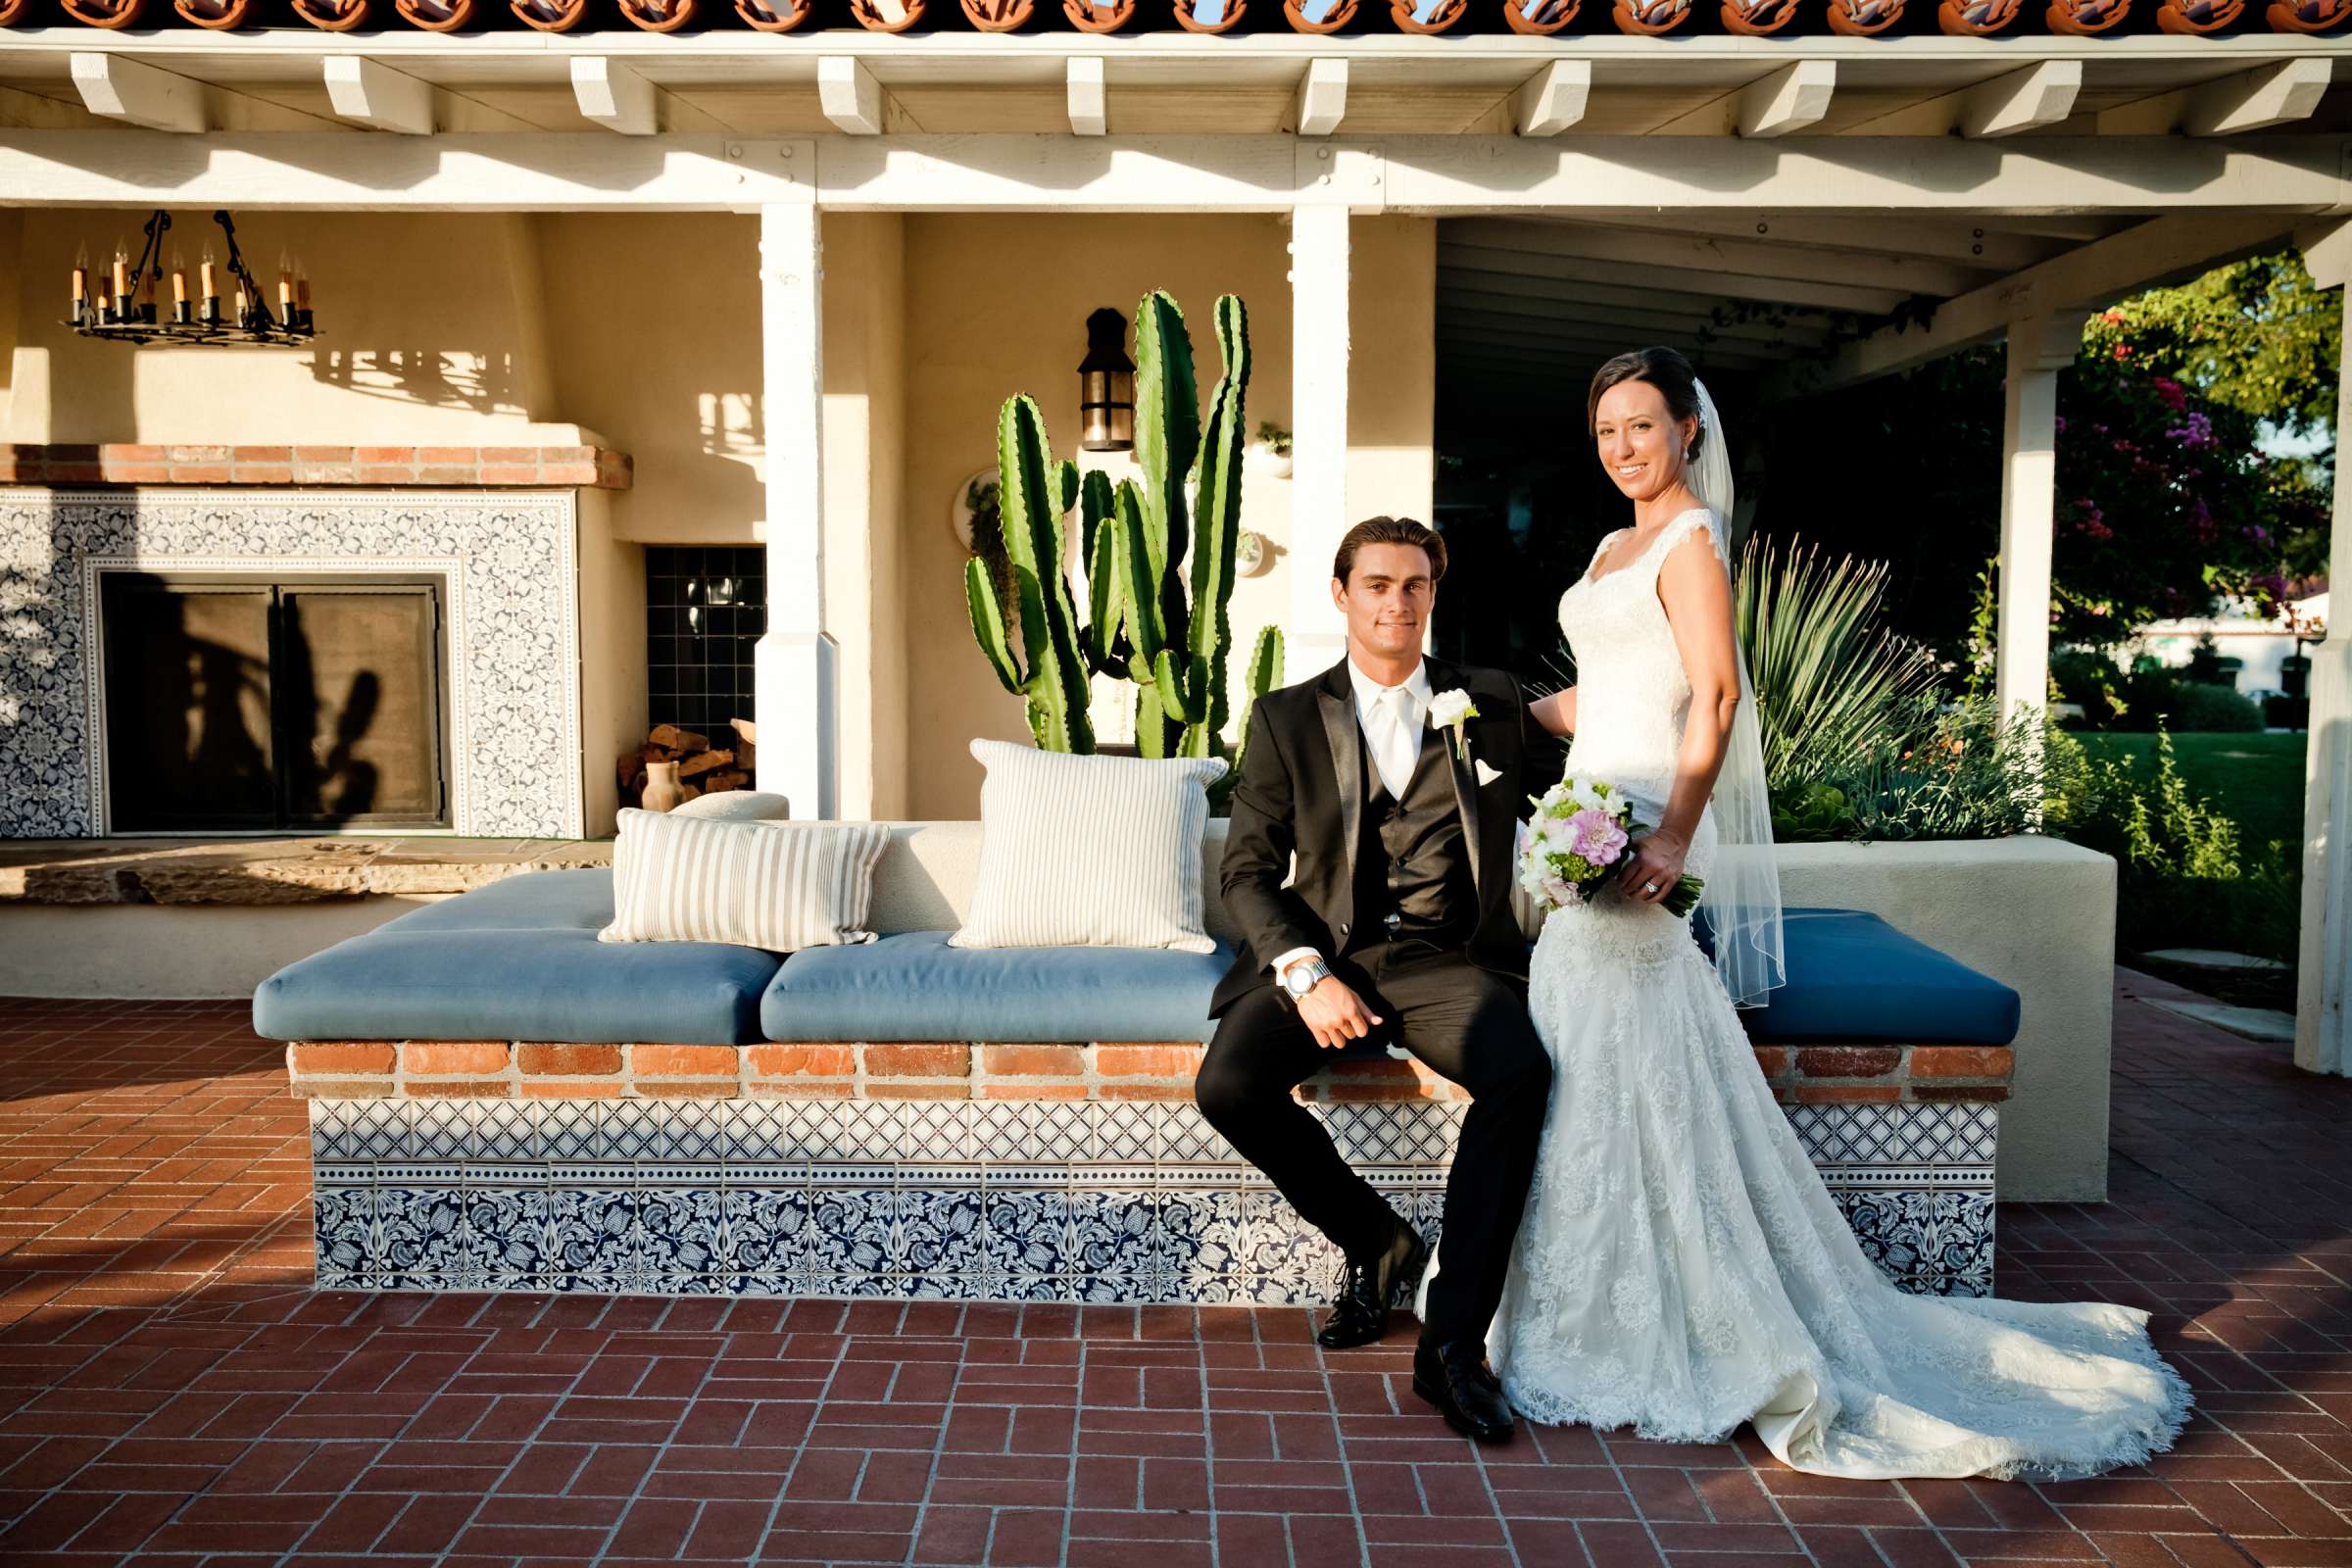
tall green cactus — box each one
[963,392,1096,754]
[963,290,1283,801]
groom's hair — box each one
[1334,516,1447,587]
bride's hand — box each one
[1620,831,1687,906]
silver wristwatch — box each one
[1282,956,1333,1000]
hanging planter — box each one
[512,0,589,25]
[960,0,1032,27]
[1611,0,1689,30]
[1173,0,1246,26]
[60,0,148,26]
[1284,0,1358,32]
[1824,0,1902,31]
[1392,0,1469,30]
[1500,0,1580,32]
[1719,0,1794,30]
[395,0,479,29]
[1937,0,2019,31]
[292,0,374,26]
[2267,0,2346,26]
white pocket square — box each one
[1475,760,1503,787]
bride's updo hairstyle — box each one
[1587,347,1705,466]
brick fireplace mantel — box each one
[0,444,632,490]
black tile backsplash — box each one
[646,546,764,736]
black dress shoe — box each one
[1315,1217,1428,1350]
[1412,1339,1516,1444]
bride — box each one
[1465,346,2190,1479]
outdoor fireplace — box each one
[97,571,451,832]
[0,480,611,840]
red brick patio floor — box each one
[0,971,2347,1567]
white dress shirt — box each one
[1270,659,1435,988]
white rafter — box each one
[2183,58,2333,138]
[569,57,658,137]
[817,57,883,137]
[67,53,204,135]
[1735,60,1835,140]
[1296,59,1348,138]
[1511,60,1591,138]
[1957,61,2082,139]
[320,58,433,136]
[1067,57,1106,137]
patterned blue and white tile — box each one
[543,1186,637,1291]
[370,1186,469,1291]
[314,1182,372,1290]
[633,1186,728,1287]
[461,1178,551,1289]
[1835,1188,1993,1297]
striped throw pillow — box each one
[599,808,891,952]
[952,740,1229,953]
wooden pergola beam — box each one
[67,53,203,135]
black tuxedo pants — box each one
[1194,940,1551,1348]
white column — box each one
[1289,199,1351,678]
[1992,314,2082,723]
[2294,220,2352,1076]
[754,201,838,820]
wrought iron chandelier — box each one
[67,209,316,346]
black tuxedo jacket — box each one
[1209,655,1536,1018]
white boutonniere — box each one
[1428,687,1480,761]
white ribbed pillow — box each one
[599,808,890,952]
[952,740,1228,953]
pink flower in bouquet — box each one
[1567,807,1628,868]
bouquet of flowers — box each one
[1516,775,1704,916]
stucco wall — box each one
[5,209,1433,824]
[900,213,1435,819]
[1777,836,2119,1203]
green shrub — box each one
[1813,694,2049,843]
[2042,726,2297,961]
[2168,681,2264,733]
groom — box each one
[1197,515,1551,1445]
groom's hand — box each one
[1298,978,1384,1052]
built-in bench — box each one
[263,822,2018,1303]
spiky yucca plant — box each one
[1733,535,1942,795]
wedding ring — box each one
[1644,882,1660,894]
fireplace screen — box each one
[99,573,451,832]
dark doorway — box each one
[99,573,451,832]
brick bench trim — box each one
[0,443,633,490]
[284,1039,2013,1104]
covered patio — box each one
[0,974,2346,1563]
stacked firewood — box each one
[617,716,758,808]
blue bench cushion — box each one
[1721,907,2020,1047]
[253,869,781,1046]
[763,930,1233,1044]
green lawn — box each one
[2076,730,2307,853]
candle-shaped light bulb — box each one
[72,241,88,312]
[199,243,218,304]
[293,255,311,313]
[170,247,187,305]
[111,241,128,307]
[276,247,293,315]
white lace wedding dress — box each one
[1488,507,2191,1480]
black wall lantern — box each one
[1078,306,1136,453]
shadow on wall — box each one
[310,347,531,415]
[102,571,403,831]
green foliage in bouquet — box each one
[964,290,1284,804]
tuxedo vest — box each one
[1347,723,1477,953]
